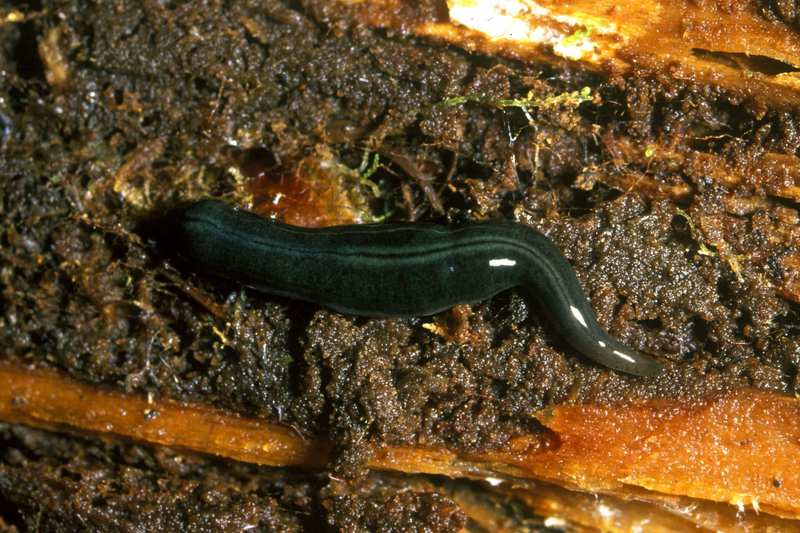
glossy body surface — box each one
[173,200,662,376]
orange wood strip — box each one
[1,362,799,520]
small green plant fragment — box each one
[439,86,592,118]
[675,208,716,257]
[676,207,743,280]
[352,150,394,222]
[561,28,589,47]
[357,151,382,197]
[369,208,394,223]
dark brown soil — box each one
[1,0,799,526]
[0,423,472,532]
[760,0,800,28]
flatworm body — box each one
[172,199,663,376]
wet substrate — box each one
[0,0,798,477]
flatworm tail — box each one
[515,235,663,376]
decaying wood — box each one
[345,0,800,108]
[1,362,798,525]
[506,481,800,532]
[337,1,800,206]
[336,1,800,199]
[499,395,800,519]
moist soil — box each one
[0,423,471,532]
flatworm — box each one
[172,199,662,376]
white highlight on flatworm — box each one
[489,258,517,267]
[613,350,636,364]
[570,305,588,328]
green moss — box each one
[439,86,592,116]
